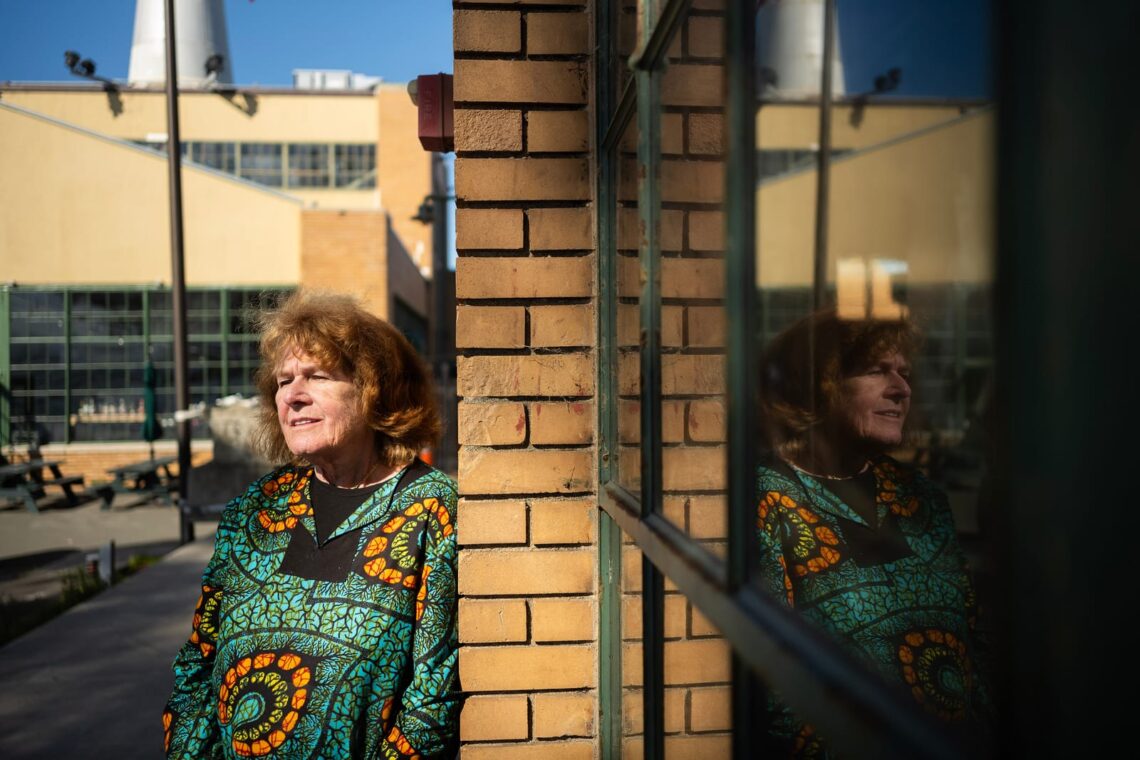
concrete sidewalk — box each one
[0,534,213,759]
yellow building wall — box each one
[0,86,405,212]
[758,101,976,149]
[757,108,994,287]
[300,209,390,317]
[377,86,434,274]
[0,87,379,142]
[0,103,301,286]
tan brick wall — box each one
[454,2,598,754]
[613,2,734,752]
[455,2,735,755]
[299,209,390,318]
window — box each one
[596,0,995,756]
[239,143,284,187]
[132,140,376,190]
[287,143,331,187]
[0,287,292,446]
[335,144,376,188]
[186,141,237,173]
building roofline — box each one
[0,80,415,97]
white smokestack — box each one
[757,0,845,99]
[128,0,233,88]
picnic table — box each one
[104,456,178,508]
[0,459,85,512]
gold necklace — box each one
[787,459,870,481]
[318,460,395,489]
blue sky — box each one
[838,0,991,98]
[0,1,453,85]
[0,1,989,95]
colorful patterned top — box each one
[164,460,459,759]
[756,456,991,756]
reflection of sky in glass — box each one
[839,0,991,98]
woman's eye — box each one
[277,378,291,387]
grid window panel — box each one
[188,141,237,173]
[239,143,284,186]
[288,143,331,187]
[334,144,376,188]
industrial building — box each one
[0,0,447,473]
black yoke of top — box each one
[278,458,432,583]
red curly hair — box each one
[253,290,439,467]
[759,308,921,457]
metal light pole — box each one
[812,0,837,311]
[164,0,193,543]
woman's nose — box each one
[888,373,911,399]
[281,380,310,406]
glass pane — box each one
[239,143,284,186]
[287,143,331,188]
[334,144,376,188]
[615,114,642,495]
[620,529,645,758]
[662,591,732,758]
[656,3,728,543]
[615,0,637,94]
[189,141,236,173]
[752,0,995,753]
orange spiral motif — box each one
[256,472,312,532]
[896,629,972,720]
[360,497,451,586]
[218,650,313,757]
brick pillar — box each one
[453,2,597,756]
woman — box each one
[756,309,990,756]
[164,291,459,759]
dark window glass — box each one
[334,144,376,188]
[288,143,331,187]
[239,143,284,186]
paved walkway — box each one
[0,497,219,759]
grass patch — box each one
[0,553,161,647]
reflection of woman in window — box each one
[756,309,991,756]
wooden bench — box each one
[0,460,85,512]
[84,482,117,510]
[104,456,178,508]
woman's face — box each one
[829,350,912,452]
[275,346,373,466]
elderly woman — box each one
[164,291,459,759]
[756,309,990,756]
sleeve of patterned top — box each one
[162,495,240,759]
[379,481,461,759]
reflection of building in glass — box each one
[0,81,439,459]
[756,101,994,436]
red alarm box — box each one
[416,73,454,153]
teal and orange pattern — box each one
[164,463,458,759]
[756,456,990,756]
